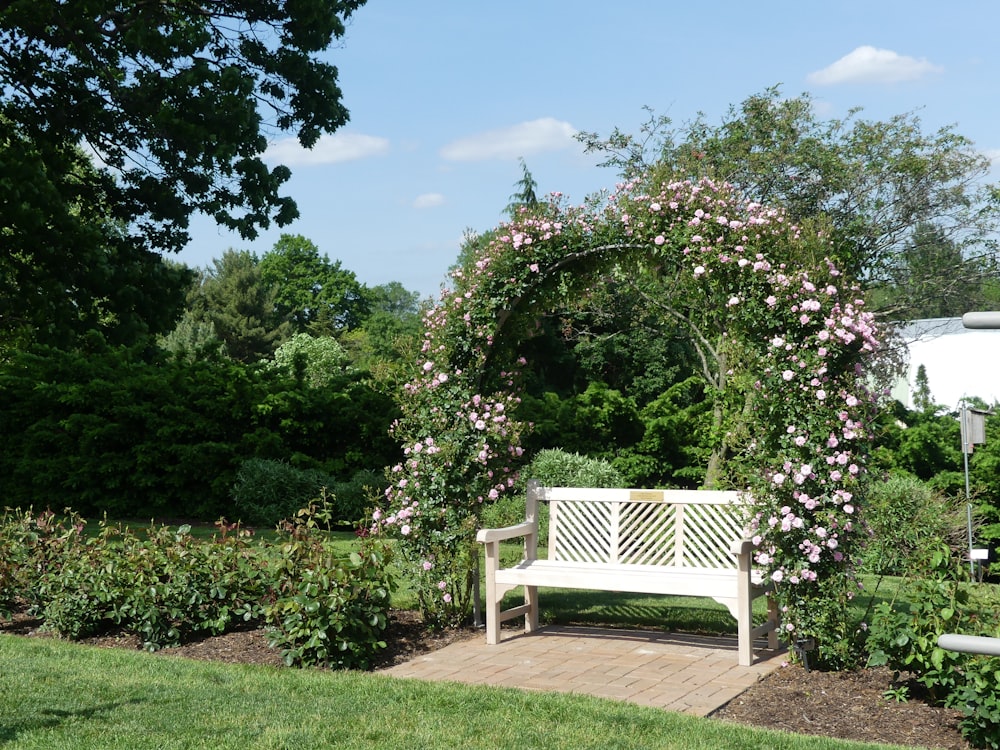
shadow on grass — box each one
[505,589,739,635]
[0,699,144,744]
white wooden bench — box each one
[476,481,780,666]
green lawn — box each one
[1,635,917,750]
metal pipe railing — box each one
[938,633,1000,656]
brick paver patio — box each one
[384,625,785,716]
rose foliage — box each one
[379,177,881,656]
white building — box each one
[891,318,1000,411]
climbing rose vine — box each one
[378,177,881,651]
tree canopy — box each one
[577,87,1000,317]
[0,0,366,349]
[186,249,291,363]
[259,234,371,334]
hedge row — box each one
[0,341,399,520]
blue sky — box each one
[176,0,1000,302]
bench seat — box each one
[491,558,765,600]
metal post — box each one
[961,401,974,577]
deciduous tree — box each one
[0,0,366,348]
[260,234,371,334]
[577,87,1000,315]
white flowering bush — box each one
[378,177,881,650]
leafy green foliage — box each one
[265,501,394,668]
[518,382,643,458]
[1,0,366,349]
[875,222,992,320]
[866,543,990,701]
[157,309,228,362]
[268,332,351,388]
[482,450,625,539]
[328,469,385,527]
[577,87,1000,317]
[860,474,968,576]
[522,448,625,489]
[186,249,292,362]
[231,459,338,528]
[2,511,267,649]
[1,503,394,669]
[894,414,963,481]
[259,234,372,334]
[231,460,379,528]
[0,341,399,520]
[613,377,712,488]
[953,657,1000,749]
[864,542,1000,748]
[0,135,194,351]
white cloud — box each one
[440,117,577,161]
[807,46,942,85]
[413,192,446,209]
[264,132,390,166]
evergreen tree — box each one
[913,364,935,413]
[504,158,540,218]
[187,250,291,362]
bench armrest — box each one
[730,538,754,557]
[477,521,535,544]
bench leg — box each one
[481,542,502,645]
[524,585,538,634]
[736,600,753,667]
[482,583,501,644]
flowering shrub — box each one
[379,177,881,647]
[740,262,879,666]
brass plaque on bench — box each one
[629,490,665,502]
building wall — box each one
[892,318,1000,411]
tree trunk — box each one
[703,347,727,489]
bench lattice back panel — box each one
[547,488,746,569]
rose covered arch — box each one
[377,177,880,664]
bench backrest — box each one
[532,484,748,570]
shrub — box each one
[482,449,626,540]
[866,542,984,702]
[0,508,87,613]
[110,522,268,649]
[37,527,127,639]
[264,501,394,668]
[2,504,395,668]
[866,540,1000,749]
[330,469,384,526]
[231,458,338,528]
[860,474,967,576]
[0,343,399,521]
[26,517,268,649]
[521,448,625,489]
[953,655,1000,750]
